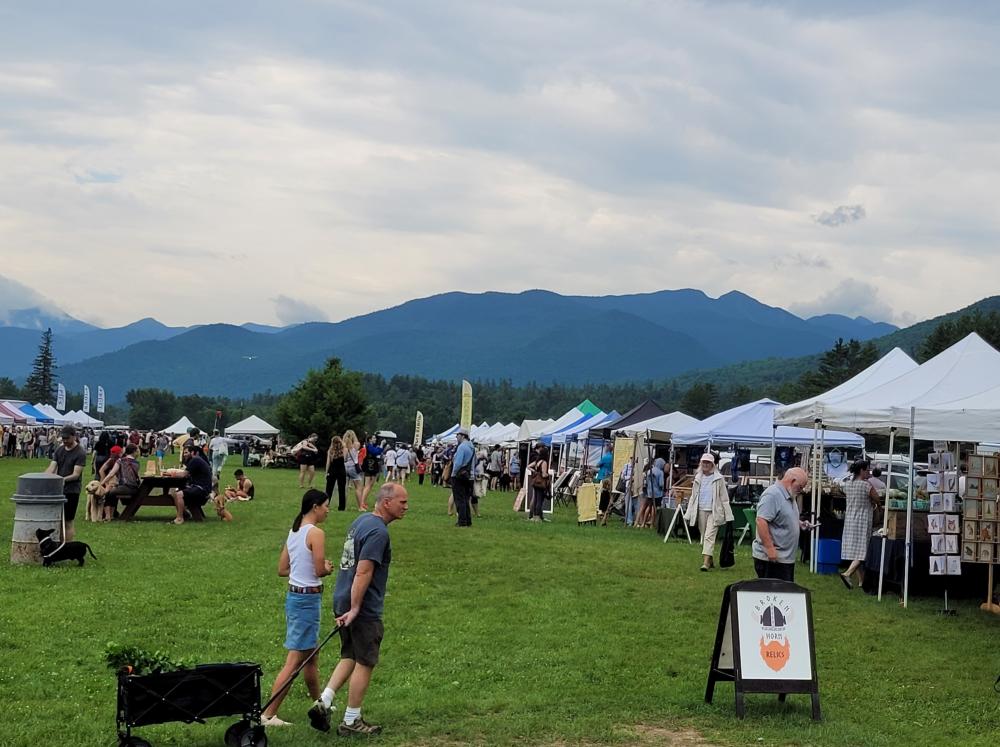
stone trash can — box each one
[10,472,66,565]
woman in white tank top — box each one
[262,489,332,726]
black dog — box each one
[35,528,97,567]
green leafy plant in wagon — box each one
[104,643,195,675]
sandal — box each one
[840,573,853,590]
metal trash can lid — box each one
[12,473,66,501]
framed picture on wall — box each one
[983,501,997,521]
[931,534,946,554]
[928,452,943,471]
[929,493,943,512]
[946,534,959,554]
[942,493,957,512]
[945,514,960,534]
[965,519,978,541]
[985,458,998,479]
[966,478,981,498]
[982,479,998,499]
[927,514,945,533]
[979,522,995,542]
[946,555,962,575]
[929,555,946,575]
[963,541,977,561]
[964,498,980,518]
[979,543,994,563]
[968,456,984,477]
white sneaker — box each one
[262,714,293,727]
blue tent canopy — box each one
[19,403,53,424]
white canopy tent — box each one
[533,408,586,439]
[34,404,71,425]
[163,415,199,435]
[621,411,700,440]
[225,414,280,436]
[481,423,519,445]
[64,410,104,428]
[672,399,864,448]
[430,424,460,442]
[516,418,555,442]
[774,347,919,427]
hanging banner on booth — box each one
[414,411,424,445]
[97,386,106,414]
[705,579,821,721]
[83,385,91,413]
[460,381,472,431]
[56,384,66,411]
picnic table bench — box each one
[119,476,206,522]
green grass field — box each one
[1,456,998,746]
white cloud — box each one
[789,280,897,323]
[0,2,997,328]
[273,295,329,325]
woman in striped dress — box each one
[840,460,879,589]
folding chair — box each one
[738,507,756,547]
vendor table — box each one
[861,536,986,598]
[119,476,205,522]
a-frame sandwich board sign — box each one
[705,578,821,721]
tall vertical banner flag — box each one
[414,411,424,445]
[97,386,106,414]
[83,385,91,413]
[56,384,66,411]
[460,380,473,431]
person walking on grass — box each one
[293,434,321,489]
[308,483,409,735]
[450,429,475,526]
[840,460,879,590]
[684,453,732,571]
[753,467,810,582]
[261,490,333,727]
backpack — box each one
[119,458,140,489]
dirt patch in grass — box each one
[407,724,718,747]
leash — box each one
[41,506,69,559]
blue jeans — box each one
[625,496,639,525]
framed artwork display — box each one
[966,478,981,498]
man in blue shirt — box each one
[309,482,408,735]
[595,446,613,482]
[450,428,475,527]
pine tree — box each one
[24,328,57,403]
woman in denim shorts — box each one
[261,489,333,727]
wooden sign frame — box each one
[705,579,821,720]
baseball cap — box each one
[457,427,470,437]
[699,453,715,464]
[110,445,123,455]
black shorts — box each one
[182,486,210,507]
[64,490,81,521]
[339,617,384,668]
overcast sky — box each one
[1,1,997,328]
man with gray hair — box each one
[752,467,811,582]
[450,428,475,527]
[308,482,408,736]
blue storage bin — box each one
[816,538,842,575]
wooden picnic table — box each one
[118,475,206,522]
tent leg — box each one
[903,408,916,609]
[809,421,819,573]
[877,429,896,601]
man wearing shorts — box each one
[45,425,87,540]
[308,483,408,735]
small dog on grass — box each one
[35,528,97,567]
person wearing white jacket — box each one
[684,453,733,571]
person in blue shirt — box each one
[450,429,475,527]
[595,446,613,483]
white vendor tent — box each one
[622,411,700,441]
[64,410,104,428]
[430,424,460,442]
[163,415,199,435]
[482,422,519,444]
[672,398,864,448]
[225,415,279,436]
[34,404,71,425]
[534,408,587,440]
[516,418,556,441]
[780,333,1000,438]
[774,347,919,428]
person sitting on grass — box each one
[224,469,255,501]
[165,444,213,525]
[261,489,333,727]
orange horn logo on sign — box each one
[759,637,790,671]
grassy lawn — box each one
[1,455,999,746]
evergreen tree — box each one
[276,358,369,443]
[680,382,718,419]
[23,328,57,403]
[792,338,878,399]
[920,310,1000,362]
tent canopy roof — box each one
[600,399,667,433]
[625,411,700,440]
[673,398,864,447]
[792,333,1000,439]
[163,415,199,435]
[225,415,279,436]
[774,347,919,427]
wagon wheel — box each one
[238,725,267,747]
[224,721,249,747]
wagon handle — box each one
[262,625,341,712]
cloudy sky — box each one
[1,1,997,328]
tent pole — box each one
[877,428,896,601]
[770,425,776,482]
[903,407,916,609]
[815,425,826,574]
[810,420,819,573]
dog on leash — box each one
[35,528,97,567]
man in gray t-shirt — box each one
[45,425,87,541]
[311,482,408,737]
[752,467,810,582]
